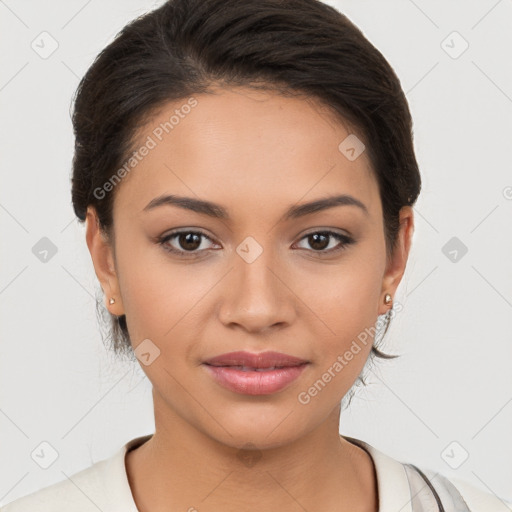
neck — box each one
[125,395,378,512]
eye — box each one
[157,228,354,258]
[158,229,219,257]
[294,230,355,254]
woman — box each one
[2,0,510,510]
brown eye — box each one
[158,230,218,257]
[176,232,202,251]
[295,230,354,254]
[308,233,330,251]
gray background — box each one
[1,0,511,505]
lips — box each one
[202,351,310,395]
[203,350,309,369]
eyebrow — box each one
[142,193,369,221]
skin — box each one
[86,86,414,512]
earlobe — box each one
[85,206,124,315]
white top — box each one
[2,434,510,512]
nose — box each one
[217,246,296,334]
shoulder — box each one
[0,435,150,512]
[0,464,104,512]
[442,474,512,512]
[0,458,111,512]
[343,435,512,512]
[407,465,512,512]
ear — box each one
[379,206,414,315]
[85,206,125,316]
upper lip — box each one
[203,351,309,368]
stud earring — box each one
[384,293,392,305]
[109,297,116,305]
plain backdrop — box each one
[1,0,511,505]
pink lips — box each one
[202,350,310,395]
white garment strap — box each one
[403,463,472,512]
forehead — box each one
[114,86,380,221]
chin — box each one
[201,407,311,451]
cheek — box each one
[298,253,382,328]
[296,256,382,372]
[116,239,217,348]
[114,237,177,343]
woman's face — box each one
[87,86,412,449]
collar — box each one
[342,435,413,512]
[107,434,413,512]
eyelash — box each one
[157,229,355,258]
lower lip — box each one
[202,363,309,395]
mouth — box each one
[201,351,310,395]
[204,364,302,371]
[203,350,309,368]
